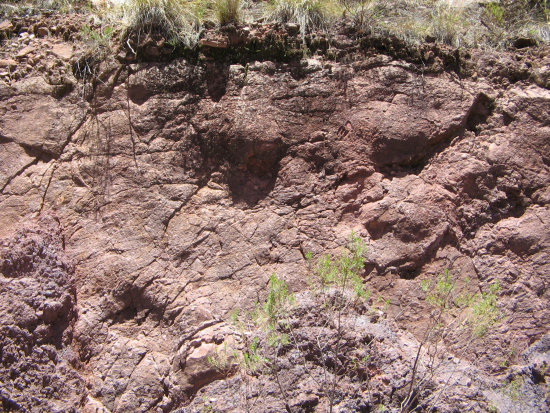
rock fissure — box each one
[37,162,58,215]
[0,157,38,193]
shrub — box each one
[226,275,295,410]
[80,24,114,46]
[73,24,114,86]
[228,234,370,412]
[309,232,369,301]
[207,343,233,373]
[225,237,501,412]
[402,270,501,411]
[470,281,500,337]
[485,1,505,25]
[339,0,549,49]
[0,0,86,17]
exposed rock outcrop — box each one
[0,12,549,412]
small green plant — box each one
[247,273,295,351]
[229,234,370,412]
[201,396,214,413]
[241,336,267,373]
[80,24,113,46]
[207,343,232,373]
[402,270,501,412]
[421,268,454,310]
[470,281,500,337]
[263,273,295,327]
[229,274,295,409]
[429,1,465,47]
[341,0,377,33]
[503,376,523,401]
[312,232,369,301]
[420,271,500,337]
[486,1,505,25]
[306,233,370,412]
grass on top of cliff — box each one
[117,0,550,50]
[2,0,549,50]
[341,0,550,48]
[0,0,90,17]
[267,0,342,40]
[122,0,201,46]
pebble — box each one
[16,46,35,58]
[37,27,49,37]
[0,58,17,69]
[0,20,13,31]
[51,43,73,60]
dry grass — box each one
[215,0,240,26]
[0,0,86,17]
[122,0,199,46]
[268,0,342,39]
[3,0,548,50]
[342,0,550,49]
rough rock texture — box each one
[0,13,549,412]
[0,215,85,412]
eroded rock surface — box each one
[0,14,549,412]
[0,215,84,412]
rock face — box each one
[0,14,549,413]
[0,215,85,411]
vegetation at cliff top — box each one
[1,0,549,49]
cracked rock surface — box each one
[0,14,549,412]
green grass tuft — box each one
[214,0,240,26]
[123,0,199,46]
[268,0,341,40]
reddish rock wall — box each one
[1,16,549,412]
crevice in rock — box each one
[162,200,190,238]
[52,109,88,162]
[1,395,22,412]
[465,93,494,135]
[369,228,457,280]
[192,127,289,206]
[227,170,279,207]
[0,158,39,193]
[38,163,58,215]
[124,84,141,171]
[205,61,229,102]
[176,319,224,351]
[0,133,15,144]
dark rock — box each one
[514,37,538,48]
